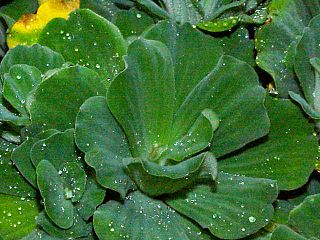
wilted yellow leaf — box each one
[7,0,80,48]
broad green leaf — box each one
[289,194,320,239]
[273,200,295,225]
[219,97,318,190]
[76,176,105,221]
[218,27,255,67]
[0,103,29,126]
[197,16,240,32]
[0,194,40,240]
[37,210,92,239]
[124,152,217,196]
[166,173,278,239]
[29,66,106,132]
[112,8,154,39]
[293,15,320,117]
[289,91,320,119]
[38,9,126,83]
[145,21,269,158]
[36,160,74,229]
[94,191,212,240]
[3,64,42,115]
[75,96,133,198]
[80,0,119,20]
[270,225,306,240]
[135,0,170,19]
[60,162,86,202]
[22,229,62,240]
[255,0,320,97]
[108,38,175,159]
[11,129,59,188]
[0,0,38,21]
[0,44,65,81]
[0,139,37,197]
[30,129,78,168]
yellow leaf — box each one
[7,0,80,49]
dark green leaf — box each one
[22,229,62,240]
[37,210,92,239]
[0,44,65,81]
[219,97,318,190]
[11,129,60,188]
[167,173,278,239]
[255,0,320,97]
[289,194,320,239]
[94,191,212,240]
[80,0,119,20]
[124,152,217,196]
[0,0,38,21]
[38,9,126,83]
[36,160,74,229]
[3,64,42,115]
[270,225,306,240]
[29,66,106,132]
[75,96,133,198]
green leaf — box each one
[219,97,318,190]
[75,96,133,198]
[270,225,306,240]
[289,91,320,119]
[22,229,62,240]
[124,152,217,196]
[293,15,320,116]
[36,160,74,229]
[76,176,105,221]
[94,191,212,240]
[0,44,65,81]
[37,210,92,239]
[197,16,240,32]
[0,0,38,21]
[38,9,126,83]
[29,66,106,132]
[3,64,42,115]
[0,194,40,240]
[80,0,119,21]
[108,38,175,159]
[0,103,29,126]
[11,129,59,188]
[218,27,255,67]
[255,0,320,97]
[0,139,37,197]
[166,173,278,239]
[112,8,154,39]
[60,162,86,202]
[289,194,320,239]
[135,0,170,19]
[30,129,77,168]
[145,21,269,158]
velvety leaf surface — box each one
[75,96,133,198]
[29,66,106,132]
[80,0,119,20]
[166,173,278,239]
[255,0,320,97]
[30,129,78,168]
[124,152,217,196]
[145,21,269,158]
[0,195,40,240]
[37,210,92,239]
[0,44,65,81]
[38,9,126,83]
[270,225,306,240]
[289,194,320,239]
[0,102,29,126]
[293,15,320,117]
[36,160,74,229]
[11,129,59,188]
[3,64,42,115]
[112,8,154,39]
[108,38,175,159]
[219,97,318,190]
[94,191,212,240]
[76,176,105,221]
[0,139,37,197]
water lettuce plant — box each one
[0,0,319,239]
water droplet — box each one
[249,216,256,223]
